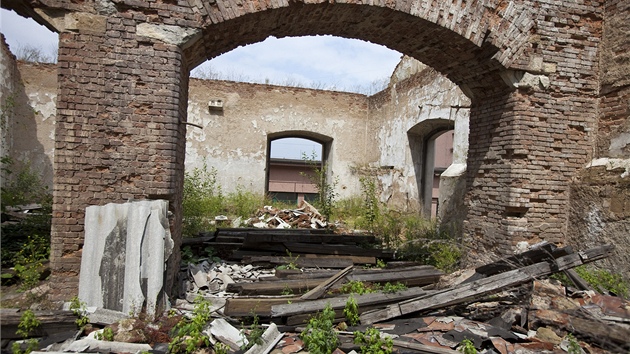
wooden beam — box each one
[300,265,353,300]
[360,245,614,324]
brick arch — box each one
[3,0,605,300]
[182,0,534,97]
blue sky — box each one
[1,8,402,159]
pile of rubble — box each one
[3,241,629,354]
[242,201,328,229]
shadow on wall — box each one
[1,37,53,192]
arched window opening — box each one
[267,137,324,204]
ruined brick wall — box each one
[464,0,603,263]
[566,0,630,281]
[1,35,19,181]
[50,20,188,300]
[597,0,630,158]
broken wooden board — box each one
[241,256,354,269]
[224,297,303,317]
[0,309,78,339]
[360,244,614,324]
[471,243,572,278]
[300,265,353,300]
[227,279,325,295]
[272,287,431,318]
[530,308,630,350]
[347,266,443,287]
[242,233,375,245]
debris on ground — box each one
[2,235,628,354]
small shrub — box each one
[16,310,41,338]
[69,296,89,328]
[168,295,212,354]
[96,327,114,341]
[12,310,41,354]
[241,312,264,350]
[214,342,230,354]
[225,187,266,220]
[300,304,339,354]
[340,281,375,295]
[353,327,393,354]
[381,282,407,294]
[343,295,359,326]
[574,265,629,298]
[565,333,582,354]
[182,164,224,237]
[301,153,338,221]
[458,339,477,354]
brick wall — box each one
[50,18,187,299]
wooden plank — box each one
[300,265,353,300]
[224,298,302,317]
[347,267,443,287]
[281,243,385,257]
[0,309,78,339]
[243,233,376,245]
[272,287,430,318]
[227,279,325,295]
[302,254,376,265]
[360,245,614,324]
[473,243,571,276]
[392,339,459,354]
[241,256,354,269]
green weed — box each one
[340,281,375,295]
[69,296,89,329]
[11,310,41,354]
[458,339,477,354]
[96,327,114,341]
[300,304,339,354]
[240,312,264,350]
[168,295,212,354]
[301,152,338,221]
[182,164,224,237]
[381,282,407,294]
[574,265,629,298]
[353,327,393,354]
[343,295,359,326]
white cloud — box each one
[1,9,401,93]
[0,9,58,57]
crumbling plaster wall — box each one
[0,38,53,189]
[14,55,468,211]
[367,58,470,213]
[0,35,19,177]
[186,79,373,199]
